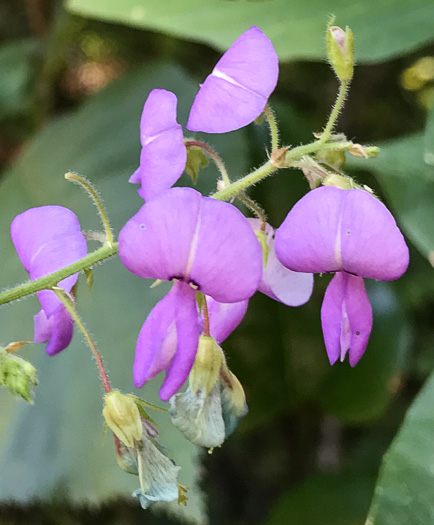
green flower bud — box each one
[326,19,354,82]
[0,347,37,403]
[189,335,223,396]
[103,390,142,447]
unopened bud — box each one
[103,391,142,447]
[0,347,37,402]
[189,335,223,395]
[326,19,354,82]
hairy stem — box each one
[53,287,111,392]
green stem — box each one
[264,104,279,151]
[65,172,114,243]
[212,140,353,201]
[238,193,267,227]
[320,81,349,144]
[0,243,118,306]
[53,287,111,392]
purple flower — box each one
[11,206,87,355]
[129,89,187,201]
[118,187,262,400]
[187,26,279,134]
[275,186,409,365]
[248,219,313,306]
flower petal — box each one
[119,188,203,282]
[206,297,249,343]
[321,272,372,366]
[119,188,262,303]
[133,282,200,401]
[34,306,74,356]
[160,282,200,401]
[340,189,409,280]
[131,90,186,201]
[187,26,278,133]
[11,205,87,317]
[249,219,314,306]
[275,187,346,274]
[275,187,409,281]
[189,197,262,302]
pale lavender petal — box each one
[160,283,200,401]
[189,197,262,302]
[131,89,186,201]
[275,187,346,274]
[34,306,74,356]
[119,188,262,303]
[187,26,278,133]
[206,297,249,343]
[249,219,313,306]
[119,188,202,282]
[133,282,200,401]
[340,189,409,281]
[321,272,372,366]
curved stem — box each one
[320,81,349,144]
[53,287,111,392]
[0,242,118,306]
[185,140,231,187]
[65,172,114,243]
[264,104,279,151]
[238,193,267,226]
[201,294,210,337]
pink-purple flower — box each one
[187,26,279,134]
[275,186,409,365]
[118,187,263,401]
[129,27,278,201]
[248,219,313,307]
[11,206,87,355]
[129,89,187,201]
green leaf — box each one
[266,473,375,525]
[348,133,434,262]
[0,39,37,120]
[67,0,434,63]
[424,103,434,166]
[0,61,251,523]
[366,370,434,525]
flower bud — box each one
[0,347,37,402]
[326,19,354,82]
[103,391,142,447]
[189,335,223,395]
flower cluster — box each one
[7,22,410,511]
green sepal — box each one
[185,144,208,184]
[84,267,94,291]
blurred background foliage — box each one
[0,1,434,524]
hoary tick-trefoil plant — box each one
[0,19,409,510]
